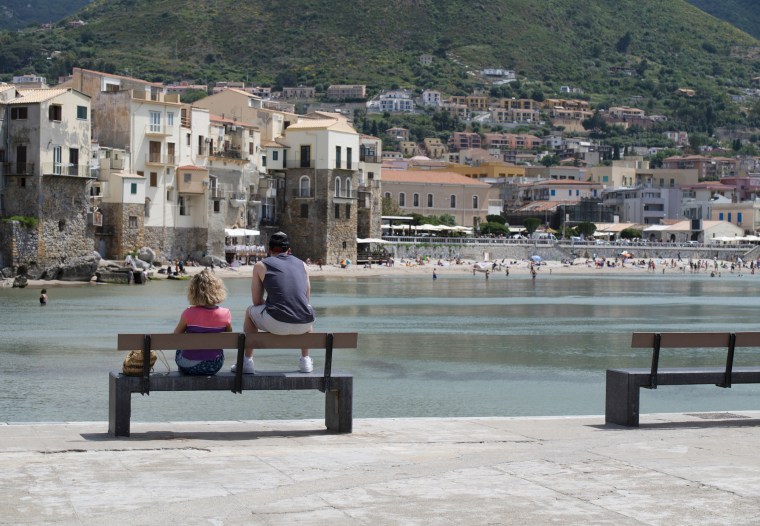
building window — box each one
[738,212,743,223]
[346,147,352,169]
[345,177,351,198]
[77,106,88,120]
[385,192,391,200]
[11,107,28,120]
[301,203,309,218]
[184,172,192,183]
[150,172,157,187]
[262,156,267,167]
[130,183,137,194]
[128,216,138,228]
[213,200,220,213]
[167,112,174,126]
[427,194,434,207]
[334,177,341,197]
[272,151,279,161]
[472,195,478,209]
[719,212,724,221]
[167,189,172,201]
[48,105,62,121]
[299,176,311,197]
[399,193,406,206]
[69,148,79,175]
[300,145,311,168]
[249,142,254,155]
[413,193,420,207]
[186,133,191,146]
[179,196,187,216]
[550,189,556,196]
[450,195,456,208]
[345,204,351,218]
[334,204,340,219]
[149,111,161,133]
[335,146,342,169]
[728,213,732,222]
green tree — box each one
[616,32,633,53]
[523,217,541,235]
[382,196,403,216]
[479,222,510,236]
[576,222,597,237]
[486,214,506,225]
[620,228,642,239]
[540,154,561,167]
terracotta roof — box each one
[261,140,287,148]
[7,88,75,104]
[209,113,256,127]
[532,179,596,186]
[76,67,164,87]
[287,118,356,134]
[382,169,491,186]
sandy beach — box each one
[5,253,743,289]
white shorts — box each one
[247,304,313,335]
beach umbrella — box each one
[531,255,542,263]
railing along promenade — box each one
[382,236,756,255]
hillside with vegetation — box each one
[687,0,760,40]
[1,0,759,135]
[0,0,91,30]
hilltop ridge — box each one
[0,0,757,99]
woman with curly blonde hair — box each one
[173,268,232,375]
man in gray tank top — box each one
[232,232,316,374]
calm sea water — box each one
[2,271,760,423]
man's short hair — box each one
[269,232,290,250]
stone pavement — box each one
[1,412,760,525]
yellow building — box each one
[446,161,526,180]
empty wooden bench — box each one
[605,332,760,426]
[109,332,358,437]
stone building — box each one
[0,84,95,275]
[270,113,361,264]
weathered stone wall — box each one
[280,168,358,264]
[3,175,41,217]
[3,175,93,268]
[207,197,228,258]
[0,220,38,272]
[144,226,207,263]
[37,176,92,264]
[114,203,145,259]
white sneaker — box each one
[299,356,313,373]
[231,358,254,374]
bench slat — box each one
[117,332,358,351]
[631,332,732,348]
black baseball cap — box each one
[269,232,290,250]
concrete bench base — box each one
[605,367,760,426]
[109,371,353,437]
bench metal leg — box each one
[109,374,132,437]
[605,370,641,427]
[325,377,352,433]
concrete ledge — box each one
[2,413,760,524]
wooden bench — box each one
[109,332,358,437]
[605,332,760,426]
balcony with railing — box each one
[359,154,380,163]
[41,163,93,178]
[0,162,35,176]
[210,147,243,160]
[145,154,176,166]
[144,124,173,136]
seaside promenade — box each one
[3,412,759,525]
